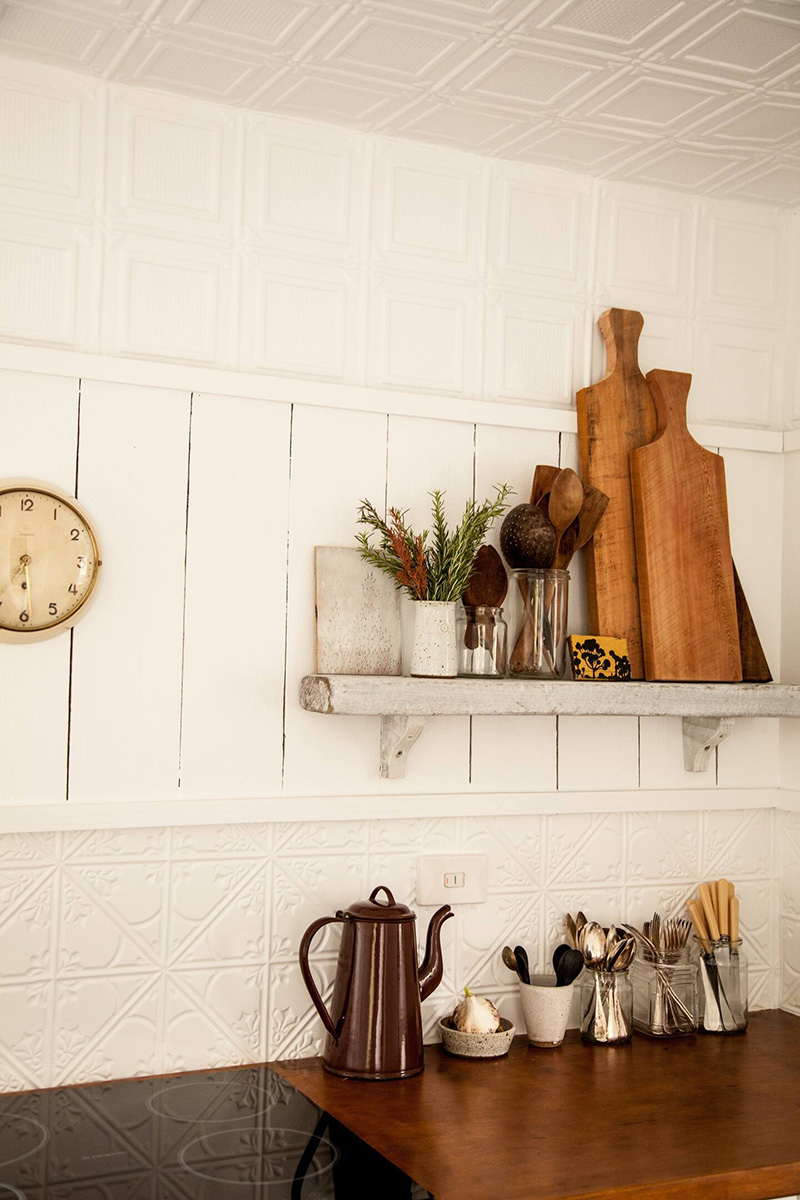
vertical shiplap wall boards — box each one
[0,55,795,825]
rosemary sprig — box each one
[356,485,511,602]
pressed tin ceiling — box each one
[0,0,799,204]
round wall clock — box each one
[0,479,102,643]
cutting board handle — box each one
[646,369,693,440]
[598,308,644,378]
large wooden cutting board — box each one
[630,369,742,682]
[576,309,656,679]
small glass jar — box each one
[693,937,748,1033]
[632,953,698,1037]
[509,569,569,678]
[579,969,632,1045]
[457,606,507,677]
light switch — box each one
[416,855,487,905]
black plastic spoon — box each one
[555,947,584,987]
[552,943,570,975]
[514,944,530,985]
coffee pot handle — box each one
[299,915,344,1041]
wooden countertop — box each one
[273,1009,800,1200]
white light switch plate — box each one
[416,855,487,906]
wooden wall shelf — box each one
[300,675,800,778]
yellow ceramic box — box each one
[569,635,631,680]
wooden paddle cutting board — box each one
[629,369,742,682]
[576,309,656,679]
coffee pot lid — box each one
[342,885,415,922]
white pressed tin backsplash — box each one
[0,55,796,428]
[0,0,799,206]
[0,809,783,1093]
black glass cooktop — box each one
[0,1065,434,1198]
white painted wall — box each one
[0,57,797,1091]
[0,58,792,825]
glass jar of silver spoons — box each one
[688,880,748,1034]
[625,915,698,1037]
[566,913,636,1045]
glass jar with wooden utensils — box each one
[509,568,569,678]
[688,880,748,1033]
[625,915,698,1037]
[457,606,508,677]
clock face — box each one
[0,486,100,634]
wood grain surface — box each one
[576,309,656,680]
[733,564,772,682]
[274,1010,800,1200]
[630,370,741,682]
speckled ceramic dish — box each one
[438,1016,515,1059]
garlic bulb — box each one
[452,987,501,1034]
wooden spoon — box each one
[554,482,609,570]
[463,544,508,608]
[462,545,508,651]
[548,469,585,565]
[530,464,560,509]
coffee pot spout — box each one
[418,905,453,1001]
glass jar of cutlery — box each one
[632,955,698,1037]
[693,937,748,1033]
[629,914,698,1037]
[579,969,633,1045]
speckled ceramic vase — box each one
[519,976,576,1047]
[410,601,458,678]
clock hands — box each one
[0,554,30,599]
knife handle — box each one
[717,879,730,937]
[699,884,721,942]
[688,900,711,954]
[730,896,740,943]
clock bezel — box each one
[0,478,102,644]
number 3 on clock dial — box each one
[0,481,102,642]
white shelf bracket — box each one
[380,715,426,779]
[683,716,733,773]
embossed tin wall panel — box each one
[0,59,794,428]
[0,810,781,1091]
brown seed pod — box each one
[499,503,556,569]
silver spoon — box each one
[609,937,635,971]
[581,922,606,967]
[581,923,609,1041]
[604,924,621,968]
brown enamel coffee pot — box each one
[299,885,453,1080]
